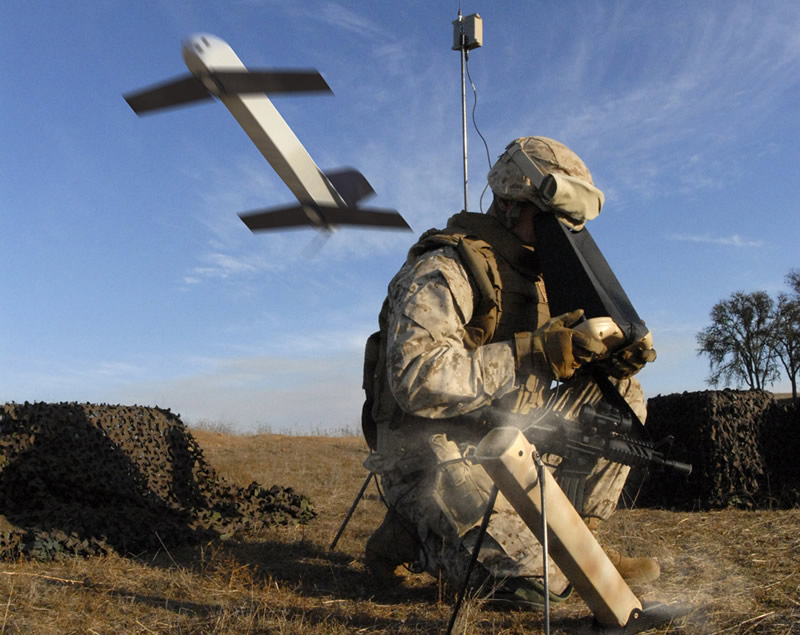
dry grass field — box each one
[1,429,798,634]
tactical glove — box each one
[514,309,608,381]
[600,338,657,379]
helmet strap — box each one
[491,197,517,229]
[506,200,526,228]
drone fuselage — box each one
[181,34,344,223]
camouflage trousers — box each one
[371,377,647,595]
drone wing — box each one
[313,205,411,229]
[239,205,319,231]
[239,168,410,232]
[239,203,410,233]
[124,75,212,114]
[124,70,331,115]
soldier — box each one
[362,136,659,607]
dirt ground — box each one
[1,429,798,634]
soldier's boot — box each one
[605,549,661,584]
[584,517,660,585]
[364,511,419,585]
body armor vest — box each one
[362,212,551,449]
[408,211,550,344]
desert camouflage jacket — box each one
[384,211,551,420]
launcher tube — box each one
[473,427,641,628]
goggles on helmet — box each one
[506,141,605,230]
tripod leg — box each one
[329,471,375,551]
[533,450,551,635]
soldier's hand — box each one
[515,309,607,381]
[600,338,657,379]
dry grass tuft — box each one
[1,430,798,634]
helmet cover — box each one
[487,136,602,229]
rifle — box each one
[500,398,692,511]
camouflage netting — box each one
[0,402,315,561]
[636,390,800,510]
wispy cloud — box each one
[316,4,384,40]
[190,252,256,278]
[507,3,800,201]
[182,247,288,287]
[257,1,386,42]
[669,233,764,248]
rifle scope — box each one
[578,402,632,435]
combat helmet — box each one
[487,136,604,230]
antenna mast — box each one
[452,10,483,212]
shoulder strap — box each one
[455,238,501,348]
[408,226,502,348]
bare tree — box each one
[787,269,800,295]
[771,270,800,399]
[697,290,779,390]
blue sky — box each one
[2,1,799,433]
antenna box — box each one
[452,13,483,51]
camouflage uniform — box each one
[366,210,646,596]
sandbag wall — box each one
[0,402,315,560]
[637,390,800,509]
